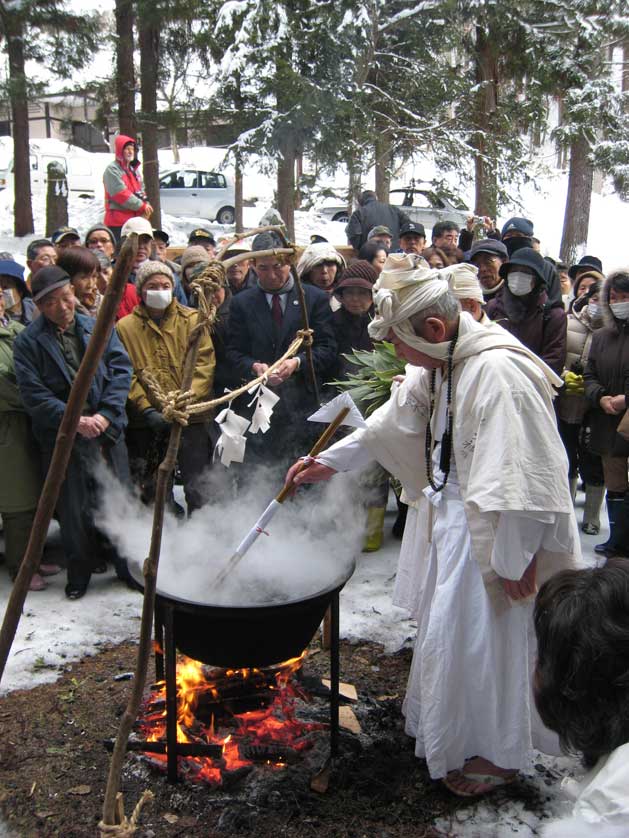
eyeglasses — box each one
[87,237,111,245]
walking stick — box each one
[0,235,138,686]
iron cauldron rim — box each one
[129,557,356,618]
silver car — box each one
[159,168,236,224]
[318,185,471,233]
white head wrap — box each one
[369,254,481,360]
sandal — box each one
[28,573,48,592]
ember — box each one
[135,651,325,784]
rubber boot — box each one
[569,476,578,502]
[363,507,385,553]
[392,496,408,539]
[595,494,625,556]
[581,485,605,535]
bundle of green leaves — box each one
[330,341,406,416]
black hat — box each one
[152,229,170,245]
[568,255,603,280]
[31,266,71,302]
[399,221,426,238]
[501,217,534,238]
[310,234,328,244]
[469,239,508,261]
[188,228,216,245]
[51,226,80,245]
[499,247,546,284]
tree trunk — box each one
[277,133,296,241]
[374,120,392,202]
[347,154,362,213]
[45,162,68,236]
[472,25,498,219]
[234,151,244,231]
[559,133,593,265]
[169,125,180,164]
[3,9,34,236]
[115,0,136,138]
[139,13,161,228]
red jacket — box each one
[103,135,148,228]
[116,284,140,320]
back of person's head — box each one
[358,190,377,206]
[358,240,388,261]
[534,558,629,767]
[439,244,464,265]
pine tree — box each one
[0,1,99,235]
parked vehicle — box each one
[318,184,471,233]
[159,168,236,224]
[0,139,101,197]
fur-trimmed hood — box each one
[296,243,346,280]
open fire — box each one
[135,651,325,784]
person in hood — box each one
[500,217,562,305]
[0,260,36,326]
[103,135,153,242]
[485,247,567,375]
[557,282,605,534]
[584,269,629,559]
[296,242,346,310]
[346,190,410,251]
[116,260,215,516]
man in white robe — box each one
[285,255,582,796]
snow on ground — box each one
[0,490,602,834]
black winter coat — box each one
[345,198,410,251]
[584,321,629,457]
[332,307,374,380]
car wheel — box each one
[217,206,235,225]
[332,211,350,224]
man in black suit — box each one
[226,234,337,472]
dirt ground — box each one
[0,638,547,838]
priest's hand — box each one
[283,459,336,496]
[501,556,537,601]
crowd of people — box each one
[0,136,627,827]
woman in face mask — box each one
[0,260,36,326]
[557,282,606,534]
[485,247,568,376]
[584,270,629,559]
[116,261,216,516]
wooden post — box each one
[0,236,138,686]
[45,161,68,237]
[101,268,222,828]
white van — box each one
[159,167,236,224]
[0,139,100,197]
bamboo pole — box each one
[0,235,138,686]
[100,267,222,830]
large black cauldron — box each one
[132,561,355,669]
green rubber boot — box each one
[363,507,385,553]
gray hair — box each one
[409,290,460,334]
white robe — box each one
[319,314,583,778]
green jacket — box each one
[0,320,41,512]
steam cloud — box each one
[95,464,366,607]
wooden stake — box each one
[0,235,138,686]
[101,269,222,828]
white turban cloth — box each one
[368,254,481,360]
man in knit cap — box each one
[13,266,132,599]
[116,260,215,514]
[180,245,212,307]
[285,253,582,797]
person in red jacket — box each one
[103,135,153,241]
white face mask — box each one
[587,302,601,318]
[507,271,535,296]
[145,288,172,310]
[2,288,16,308]
[610,301,629,320]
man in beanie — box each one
[468,239,508,301]
[85,224,116,261]
[285,252,581,796]
[116,260,215,515]
[486,247,567,375]
[180,245,211,307]
[103,135,152,241]
[13,266,133,599]
[500,217,562,305]
[226,231,337,472]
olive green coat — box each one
[0,320,41,513]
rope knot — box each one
[297,327,314,347]
[162,388,195,426]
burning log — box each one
[103,739,223,759]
